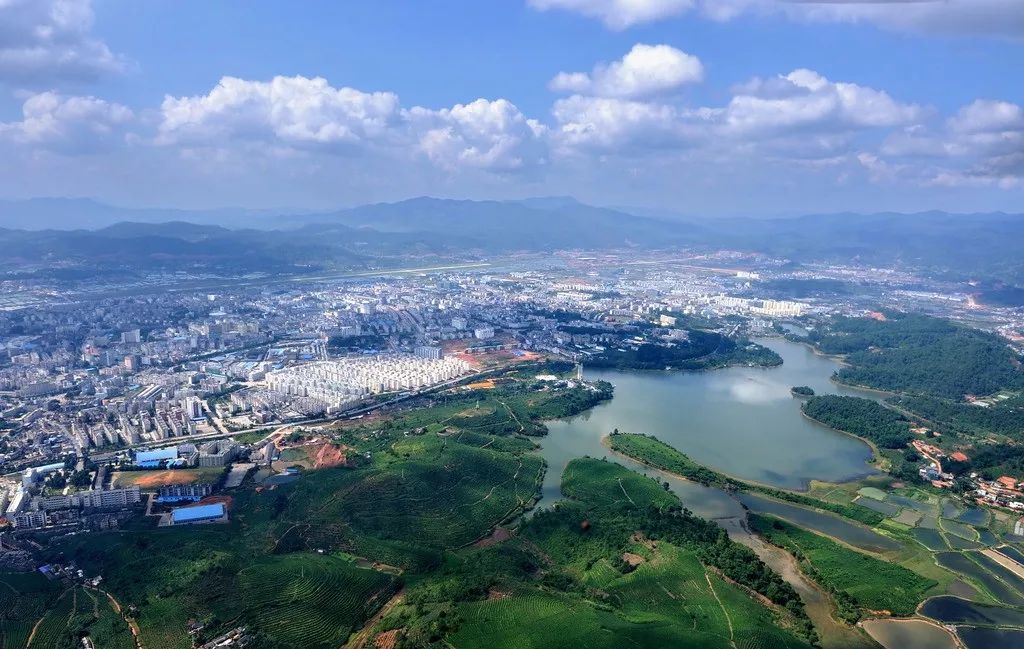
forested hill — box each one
[801,395,914,449]
[808,313,1024,400]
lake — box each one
[537,337,878,512]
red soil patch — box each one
[473,527,511,548]
[312,442,349,469]
[198,494,234,510]
[373,629,400,649]
[119,470,201,489]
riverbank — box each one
[799,409,886,471]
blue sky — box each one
[0,0,1021,216]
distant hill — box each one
[0,198,320,230]
[697,211,1024,284]
[296,197,702,250]
[0,197,1022,287]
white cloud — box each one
[408,98,546,172]
[949,99,1024,134]
[550,67,922,158]
[939,100,1024,187]
[549,44,703,98]
[527,0,693,29]
[158,76,403,149]
[3,68,1018,209]
[0,0,129,84]
[723,69,923,136]
[528,0,1024,37]
[157,76,545,174]
[551,95,705,152]
[873,99,1024,188]
[0,91,133,152]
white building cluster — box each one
[709,295,805,317]
[266,354,471,409]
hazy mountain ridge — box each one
[1,197,1022,288]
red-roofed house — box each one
[997,476,1018,489]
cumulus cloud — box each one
[550,66,922,159]
[723,69,924,135]
[0,91,133,152]
[949,99,1024,134]
[527,0,1024,37]
[3,68,1018,204]
[157,75,545,174]
[158,76,403,149]
[937,100,1024,187]
[527,0,693,29]
[551,95,707,152]
[0,0,129,84]
[872,99,1024,188]
[550,44,703,98]
[408,99,547,172]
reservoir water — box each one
[537,337,878,512]
[532,337,897,649]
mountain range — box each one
[1,197,1022,293]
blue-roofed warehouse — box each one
[135,447,178,468]
[169,502,227,526]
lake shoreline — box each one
[799,409,885,471]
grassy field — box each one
[750,514,936,618]
[22,372,877,649]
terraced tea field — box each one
[0,573,59,649]
[288,433,544,551]
[236,554,398,649]
[561,457,677,511]
[451,543,812,649]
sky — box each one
[0,0,1022,217]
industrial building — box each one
[135,447,179,468]
[169,502,227,526]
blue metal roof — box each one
[136,447,178,463]
[170,503,225,523]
